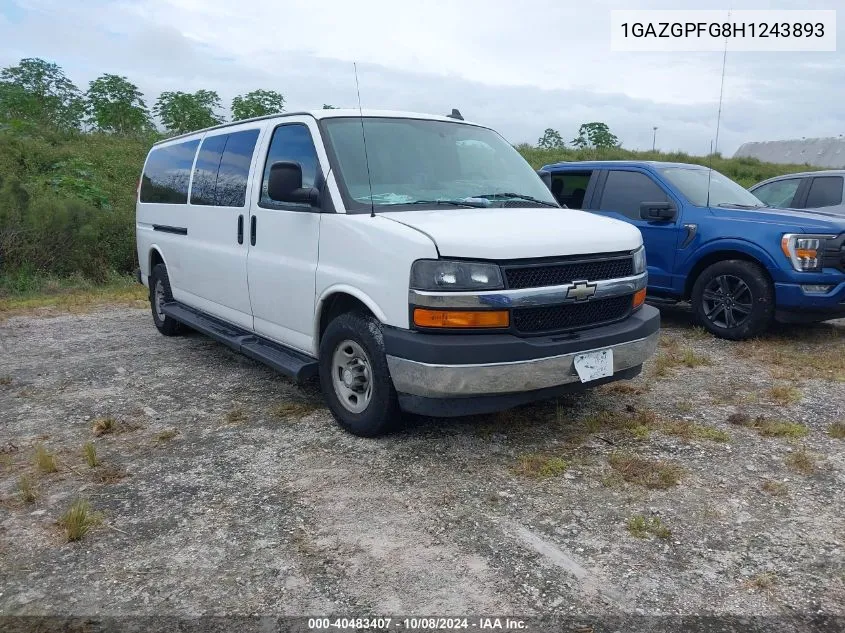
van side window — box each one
[191,129,259,207]
[260,124,319,208]
[191,134,228,206]
[599,170,668,220]
[140,140,200,204]
[216,129,260,207]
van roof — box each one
[153,109,477,146]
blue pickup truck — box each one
[539,161,845,339]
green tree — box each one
[153,90,224,135]
[537,128,565,150]
[86,74,151,135]
[572,122,619,149]
[0,58,85,130]
[231,89,285,121]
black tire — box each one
[691,259,774,340]
[149,263,182,336]
[318,311,400,437]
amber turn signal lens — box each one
[633,288,647,309]
[413,308,509,328]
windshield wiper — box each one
[473,192,559,207]
[716,203,767,209]
[383,199,487,208]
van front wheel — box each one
[319,312,400,437]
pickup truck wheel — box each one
[149,264,182,336]
[319,312,400,437]
[691,260,774,340]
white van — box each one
[136,110,659,436]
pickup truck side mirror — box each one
[536,169,552,190]
[268,161,319,206]
[640,201,676,221]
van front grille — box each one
[503,256,634,289]
[512,295,632,334]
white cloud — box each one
[2,0,845,154]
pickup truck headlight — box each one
[781,234,834,272]
[631,246,646,275]
[410,259,504,291]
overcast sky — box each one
[1,0,843,155]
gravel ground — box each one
[0,305,843,629]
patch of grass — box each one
[827,422,845,439]
[581,408,658,439]
[660,420,730,443]
[91,417,115,436]
[761,480,788,496]
[34,443,57,473]
[270,401,322,420]
[512,453,570,479]
[652,353,675,378]
[0,375,11,385]
[58,499,102,542]
[675,401,693,414]
[785,447,816,475]
[746,572,777,591]
[688,326,710,341]
[0,275,146,320]
[728,413,808,439]
[82,442,98,467]
[627,514,672,540]
[91,464,128,484]
[740,329,845,382]
[768,384,801,406]
[681,348,712,368]
[18,475,37,503]
[225,408,247,424]
[607,452,684,489]
[155,428,178,442]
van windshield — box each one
[320,117,559,213]
[659,167,766,209]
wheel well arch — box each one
[317,291,378,346]
[683,250,773,299]
[149,247,165,274]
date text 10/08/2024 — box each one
[307,617,528,630]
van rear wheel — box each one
[319,312,400,437]
[149,264,182,336]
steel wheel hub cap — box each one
[154,280,166,321]
[331,340,373,414]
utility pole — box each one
[652,126,658,151]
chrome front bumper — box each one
[386,329,659,398]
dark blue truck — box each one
[540,161,845,339]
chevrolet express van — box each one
[136,110,660,436]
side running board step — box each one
[161,302,318,383]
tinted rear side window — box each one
[805,176,843,208]
[260,124,319,209]
[216,129,260,207]
[190,134,228,206]
[140,140,200,204]
[599,170,668,219]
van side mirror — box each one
[640,201,676,221]
[536,169,552,190]
[268,161,319,206]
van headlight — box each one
[410,259,504,291]
[631,246,646,275]
[781,234,834,272]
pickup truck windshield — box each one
[660,167,766,209]
[321,117,559,213]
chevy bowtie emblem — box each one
[566,281,597,301]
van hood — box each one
[712,206,845,233]
[378,207,642,259]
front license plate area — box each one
[573,349,614,383]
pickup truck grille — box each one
[513,294,632,334]
[822,234,845,272]
[503,254,634,289]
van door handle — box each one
[237,215,244,244]
[250,215,257,246]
